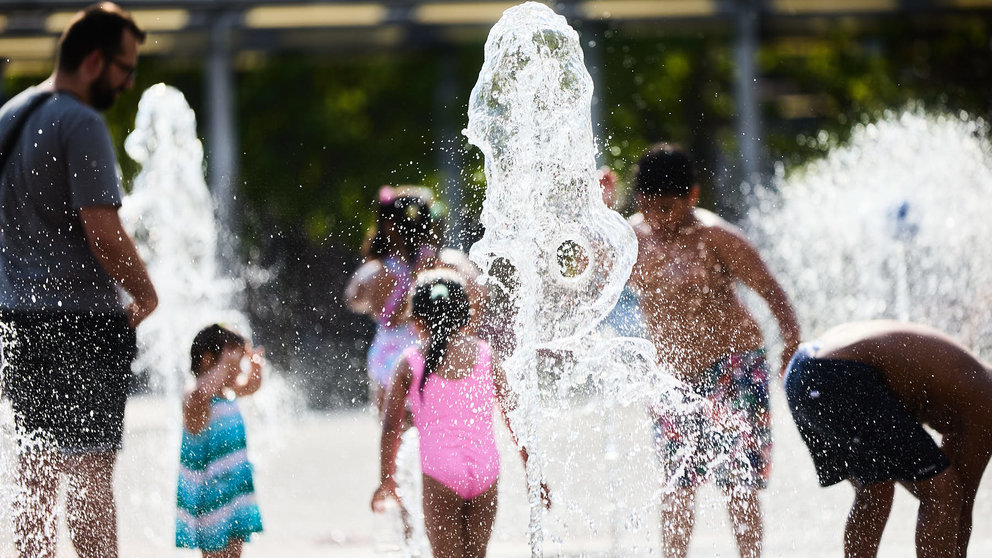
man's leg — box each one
[64,451,119,558]
[725,486,762,558]
[14,450,61,558]
[844,481,894,558]
[662,486,697,558]
[904,468,962,558]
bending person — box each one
[785,320,992,558]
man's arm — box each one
[941,431,992,556]
[78,205,158,327]
[710,224,801,376]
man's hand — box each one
[79,205,158,327]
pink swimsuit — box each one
[405,341,500,500]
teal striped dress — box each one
[176,396,263,551]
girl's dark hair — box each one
[411,269,471,394]
[367,192,435,261]
[190,324,245,377]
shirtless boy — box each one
[785,320,992,558]
[629,143,801,558]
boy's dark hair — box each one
[633,143,696,198]
[57,2,146,73]
[410,269,471,395]
[190,324,245,377]
[369,192,435,261]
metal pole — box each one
[580,20,606,165]
[734,1,763,192]
[434,49,465,248]
[206,10,239,269]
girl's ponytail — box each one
[410,270,471,395]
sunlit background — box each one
[3,0,991,406]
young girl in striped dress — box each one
[176,324,264,557]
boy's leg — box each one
[64,451,119,558]
[14,450,60,558]
[661,486,697,558]
[422,475,466,558]
[844,481,894,558]
[725,486,762,558]
[903,468,962,558]
[462,482,498,558]
[940,431,991,557]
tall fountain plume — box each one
[119,83,249,396]
[747,109,992,359]
[465,3,742,554]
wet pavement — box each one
[1,390,990,557]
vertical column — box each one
[580,20,606,165]
[734,0,763,193]
[0,59,7,103]
[206,10,239,269]
[434,48,465,248]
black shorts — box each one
[1,311,136,453]
[784,344,949,487]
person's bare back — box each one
[816,320,992,446]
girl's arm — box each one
[230,345,264,398]
[344,260,386,315]
[371,359,413,511]
[183,347,240,434]
[494,361,551,508]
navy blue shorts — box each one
[1,311,136,453]
[784,345,949,487]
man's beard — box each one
[89,70,119,111]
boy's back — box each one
[815,320,992,437]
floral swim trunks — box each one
[654,349,772,490]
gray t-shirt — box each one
[0,86,125,312]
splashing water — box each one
[120,83,248,394]
[120,82,297,471]
[747,110,992,358]
[0,84,300,554]
[466,3,750,554]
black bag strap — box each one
[0,91,55,174]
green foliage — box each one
[237,53,445,249]
[760,18,992,169]
[5,16,991,246]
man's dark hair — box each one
[633,143,696,198]
[190,324,246,377]
[57,2,146,73]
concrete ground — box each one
[1,387,991,557]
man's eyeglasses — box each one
[108,57,136,80]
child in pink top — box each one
[372,269,548,557]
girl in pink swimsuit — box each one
[372,270,546,557]
[345,186,436,414]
